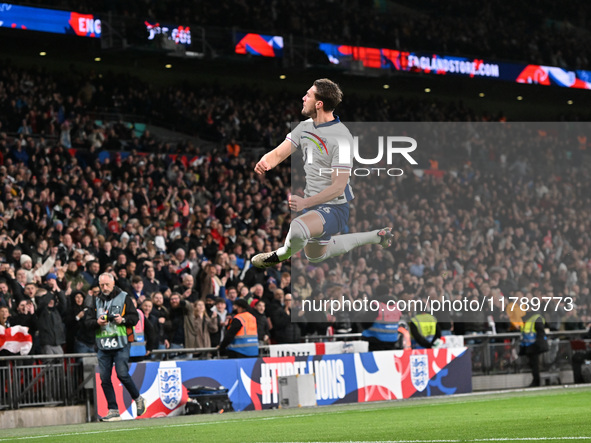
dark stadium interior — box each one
[1,0,591,423]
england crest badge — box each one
[410,354,429,392]
[158,367,182,410]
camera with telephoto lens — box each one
[101,313,116,322]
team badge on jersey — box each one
[302,131,328,155]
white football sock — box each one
[276,219,310,260]
[323,230,381,259]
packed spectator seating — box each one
[0,56,590,357]
[35,0,591,69]
[0,61,510,152]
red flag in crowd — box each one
[0,325,33,355]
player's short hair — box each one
[313,78,343,111]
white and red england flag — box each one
[0,325,33,355]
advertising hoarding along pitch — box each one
[95,348,472,419]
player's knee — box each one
[291,220,311,242]
[305,252,327,263]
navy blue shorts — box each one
[301,203,350,244]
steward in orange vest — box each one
[218,298,259,358]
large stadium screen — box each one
[318,42,591,90]
[0,3,101,38]
[145,21,191,47]
[235,32,284,57]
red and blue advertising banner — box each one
[0,3,101,38]
[95,348,471,419]
[235,32,284,58]
[318,42,591,90]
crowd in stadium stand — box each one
[0,60,590,358]
[0,62,508,152]
[38,0,591,69]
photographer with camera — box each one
[85,273,146,421]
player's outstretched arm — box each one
[254,139,293,174]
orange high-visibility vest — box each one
[227,312,258,357]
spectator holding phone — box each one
[36,279,67,355]
[67,290,95,354]
[10,299,37,337]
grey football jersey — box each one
[287,117,354,205]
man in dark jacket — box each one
[84,273,146,421]
[571,325,591,383]
[519,309,548,387]
[270,293,304,344]
[253,299,270,344]
[142,266,161,298]
[82,260,101,287]
[66,290,96,354]
[167,292,192,350]
[10,299,37,340]
[173,273,200,303]
[36,280,67,355]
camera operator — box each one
[84,272,145,421]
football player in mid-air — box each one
[252,78,392,269]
